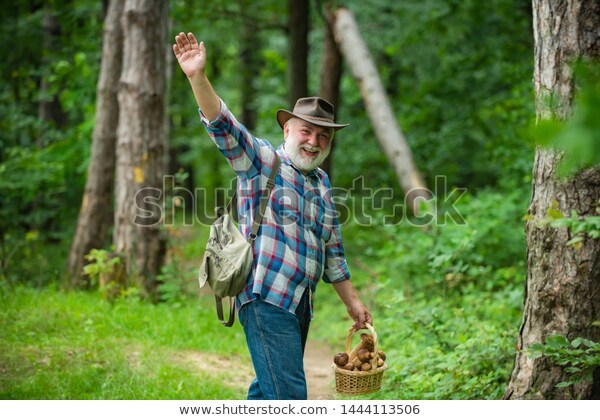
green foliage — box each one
[534,62,600,177]
[532,199,600,249]
[526,335,600,389]
[549,210,600,245]
[0,145,67,281]
[0,0,101,286]
[82,248,121,284]
[341,185,528,295]
[156,224,209,304]
[156,258,196,305]
[331,0,534,191]
[378,288,521,399]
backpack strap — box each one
[216,296,235,327]
[249,155,281,241]
[224,154,281,242]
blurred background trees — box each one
[0,0,536,285]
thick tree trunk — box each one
[333,8,429,212]
[505,0,600,400]
[287,0,309,107]
[114,0,168,299]
[67,0,123,288]
[319,6,342,179]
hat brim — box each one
[276,109,349,131]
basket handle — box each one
[345,322,379,368]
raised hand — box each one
[173,32,206,79]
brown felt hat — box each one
[276,97,349,131]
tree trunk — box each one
[38,6,67,145]
[287,0,309,108]
[239,0,260,131]
[66,0,124,288]
[332,8,429,212]
[505,0,600,400]
[319,6,342,179]
[114,0,168,299]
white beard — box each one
[284,132,331,172]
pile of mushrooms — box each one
[333,333,386,372]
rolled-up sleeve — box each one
[198,99,264,179]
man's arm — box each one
[172,32,220,120]
[332,280,373,330]
[172,31,272,180]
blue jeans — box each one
[237,290,311,400]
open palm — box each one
[173,32,206,78]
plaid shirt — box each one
[199,100,351,317]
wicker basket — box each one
[332,323,387,395]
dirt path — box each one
[176,339,336,399]
[304,339,337,399]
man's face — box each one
[284,118,333,172]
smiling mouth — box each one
[301,148,319,159]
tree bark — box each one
[332,8,429,212]
[114,0,168,299]
[319,6,342,179]
[67,0,124,288]
[505,0,600,400]
[287,0,309,108]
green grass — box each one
[0,285,248,399]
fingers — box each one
[357,309,373,330]
[188,32,199,49]
[366,312,373,328]
[192,35,206,55]
[172,33,184,57]
[353,311,367,330]
[172,43,181,58]
[173,32,202,56]
[176,32,190,51]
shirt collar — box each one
[277,144,322,180]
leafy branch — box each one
[526,333,600,388]
[83,248,122,286]
[525,199,600,250]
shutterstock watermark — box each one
[132,175,467,228]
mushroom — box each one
[361,362,372,371]
[377,350,387,361]
[377,358,384,367]
[342,363,355,371]
[352,357,363,369]
[360,333,375,351]
[333,352,349,367]
[357,348,371,363]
